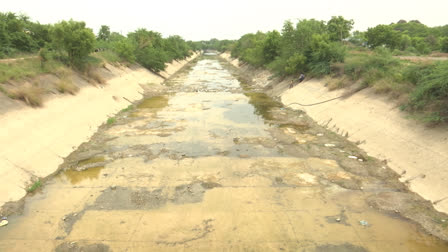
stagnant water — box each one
[0,56,447,251]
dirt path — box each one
[0,56,38,63]
[0,56,447,251]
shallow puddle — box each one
[62,166,104,185]
[1,56,447,251]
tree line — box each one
[0,12,197,71]
[205,17,448,124]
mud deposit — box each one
[0,55,447,251]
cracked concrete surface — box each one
[0,56,447,251]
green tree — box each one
[365,25,401,49]
[348,31,366,46]
[261,30,281,63]
[97,25,110,41]
[113,39,136,62]
[441,37,448,53]
[327,16,354,42]
[51,19,96,66]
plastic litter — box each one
[1,217,6,220]
[324,144,336,147]
[0,220,8,227]
[348,156,358,159]
[359,220,369,226]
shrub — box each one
[409,61,448,110]
[56,78,78,94]
[9,84,44,107]
[113,40,136,63]
[51,20,96,68]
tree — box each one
[113,39,136,62]
[348,31,366,46]
[365,25,401,49]
[262,30,281,63]
[327,16,354,42]
[441,37,448,53]
[97,25,110,41]
[51,19,96,66]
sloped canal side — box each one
[0,56,447,251]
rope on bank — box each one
[284,94,348,107]
[284,86,366,107]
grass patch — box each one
[244,92,282,120]
[0,58,64,83]
[137,96,168,109]
[27,180,42,193]
[8,84,44,107]
[87,68,106,84]
[120,105,134,113]
[56,78,79,95]
[106,117,116,125]
[94,51,121,63]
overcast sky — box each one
[2,0,447,41]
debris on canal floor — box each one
[1,55,448,251]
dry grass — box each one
[9,84,45,107]
[56,78,79,95]
[87,69,106,84]
[326,76,353,91]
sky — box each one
[2,0,448,41]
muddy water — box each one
[1,56,447,251]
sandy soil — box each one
[281,80,448,213]
[0,53,199,210]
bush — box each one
[56,78,78,94]
[344,49,400,84]
[113,40,136,62]
[136,47,167,72]
[51,20,96,68]
[409,61,448,110]
[9,84,44,107]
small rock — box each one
[62,216,67,221]
[110,185,117,190]
[0,220,8,227]
[317,133,324,136]
[348,156,358,159]
[336,218,341,222]
[358,159,364,162]
[324,144,336,147]
[359,220,369,226]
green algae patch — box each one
[244,92,282,120]
[77,156,105,167]
[137,96,168,109]
[63,166,104,185]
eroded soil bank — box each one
[0,55,447,251]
